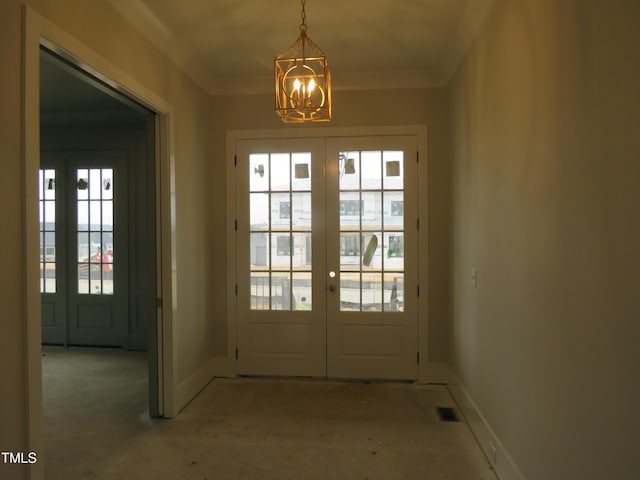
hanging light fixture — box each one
[275,0,331,123]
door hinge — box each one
[416,151,419,163]
[235,347,239,359]
[156,297,163,309]
[235,284,238,296]
[234,155,237,167]
[417,218,419,230]
[234,219,238,231]
[417,352,420,364]
[417,285,420,297]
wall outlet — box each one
[488,441,497,465]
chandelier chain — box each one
[300,0,307,32]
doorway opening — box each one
[39,47,161,477]
[234,134,420,380]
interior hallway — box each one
[43,348,496,480]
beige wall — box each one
[1,1,217,477]
[210,88,451,362]
[449,0,640,478]
[0,1,28,479]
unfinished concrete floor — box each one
[43,348,498,480]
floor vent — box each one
[436,406,461,422]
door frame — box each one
[23,7,177,476]
[225,126,429,382]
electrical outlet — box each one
[488,441,497,465]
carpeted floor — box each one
[42,347,498,480]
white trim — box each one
[448,374,527,480]
[107,0,496,95]
[226,125,429,380]
[23,9,178,479]
[175,357,215,413]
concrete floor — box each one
[43,348,498,480]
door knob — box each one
[328,285,336,292]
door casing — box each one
[226,126,430,382]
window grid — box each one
[77,168,114,296]
[39,169,56,293]
[250,152,312,311]
[339,150,405,312]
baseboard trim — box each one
[423,361,453,384]
[210,356,237,378]
[447,375,526,480]
[175,357,217,413]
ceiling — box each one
[108,0,495,95]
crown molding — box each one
[438,0,497,83]
[108,0,496,96]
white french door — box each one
[236,135,418,380]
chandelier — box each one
[275,0,332,123]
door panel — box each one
[69,157,128,346]
[236,135,418,380]
[237,138,326,376]
[40,165,66,344]
[326,136,418,380]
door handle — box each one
[328,271,337,292]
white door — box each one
[236,135,418,380]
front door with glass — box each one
[236,135,418,380]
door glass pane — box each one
[292,232,312,270]
[250,154,269,191]
[250,193,269,230]
[339,151,360,190]
[362,232,382,269]
[340,233,361,271]
[271,193,291,230]
[39,169,56,293]
[384,233,404,270]
[292,153,311,191]
[272,233,291,270]
[338,149,406,312]
[78,264,90,294]
[250,233,269,269]
[292,272,312,310]
[271,272,291,310]
[384,273,404,312]
[384,191,404,227]
[102,169,113,200]
[249,152,312,311]
[292,192,311,228]
[383,151,404,189]
[270,153,290,191]
[250,272,270,309]
[362,273,382,312]
[361,151,382,190]
[361,192,382,228]
[340,272,361,311]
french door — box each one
[236,135,418,380]
[40,151,128,347]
